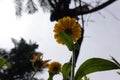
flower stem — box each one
[48,73,54,80]
[30,71,37,80]
[71,45,75,80]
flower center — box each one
[53,66,59,73]
[64,29,72,36]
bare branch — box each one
[48,0,56,10]
[50,0,117,21]
[72,0,117,15]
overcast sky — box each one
[0,0,120,80]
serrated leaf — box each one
[62,62,71,80]
[74,58,120,80]
[59,32,73,51]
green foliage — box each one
[80,76,90,80]
[74,58,120,80]
[0,56,5,69]
[111,56,120,68]
[59,32,74,51]
[48,72,54,80]
[62,62,71,80]
[83,76,90,80]
[0,56,11,69]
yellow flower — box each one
[48,62,62,74]
[54,16,82,44]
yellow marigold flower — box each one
[48,62,62,74]
[54,16,82,44]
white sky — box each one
[0,0,120,80]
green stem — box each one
[48,73,54,80]
[71,45,75,80]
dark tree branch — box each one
[50,0,117,21]
[72,0,117,15]
[48,0,56,10]
[53,0,57,4]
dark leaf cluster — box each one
[0,38,38,80]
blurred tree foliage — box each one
[0,38,38,80]
[15,0,116,21]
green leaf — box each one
[111,56,120,68]
[83,75,90,80]
[59,32,73,51]
[4,62,11,68]
[62,62,71,80]
[0,57,5,68]
[0,56,11,69]
[74,58,120,80]
[48,72,54,80]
